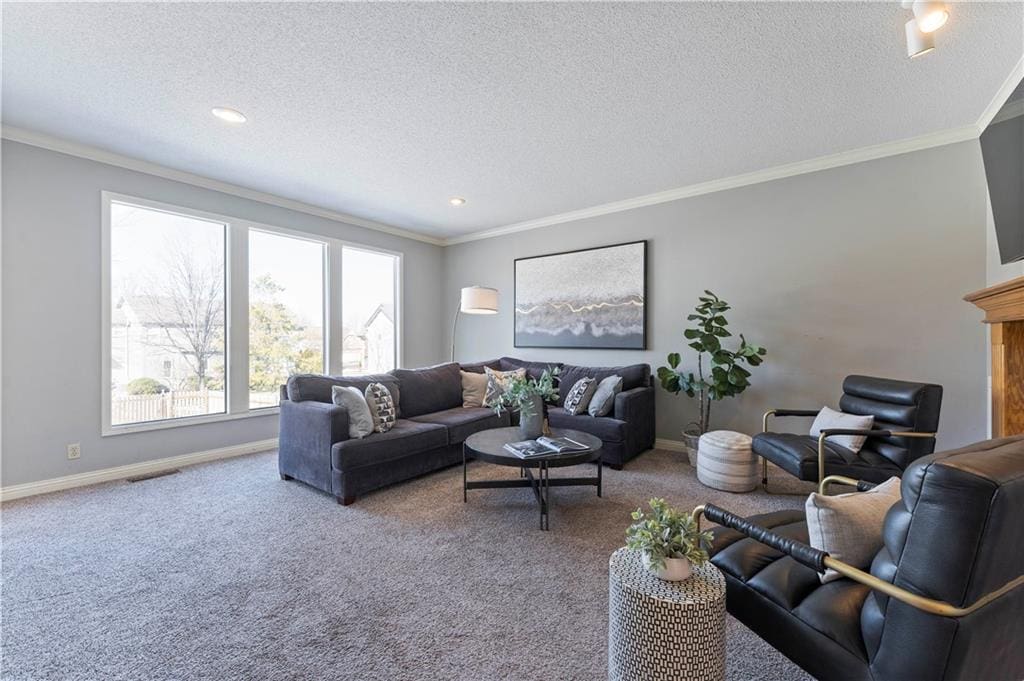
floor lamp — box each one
[451,286,498,361]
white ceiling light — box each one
[211,107,247,124]
[912,0,949,33]
[449,197,466,206]
[905,19,936,58]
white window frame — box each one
[100,191,404,436]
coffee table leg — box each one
[598,458,603,498]
[463,446,467,503]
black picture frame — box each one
[513,240,647,350]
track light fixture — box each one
[901,1,949,58]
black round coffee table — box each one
[463,427,603,530]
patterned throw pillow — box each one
[483,367,526,407]
[563,377,598,415]
[364,382,396,433]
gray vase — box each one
[518,395,544,440]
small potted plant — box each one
[491,367,560,439]
[657,290,766,466]
[626,498,714,581]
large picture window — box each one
[249,230,325,409]
[102,192,401,434]
[107,200,227,427]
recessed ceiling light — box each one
[449,197,466,206]
[211,107,247,124]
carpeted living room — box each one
[2,3,1024,681]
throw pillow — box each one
[483,366,526,407]
[331,385,375,439]
[809,406,875,453]
[563,377,598,415]
[461,370,488,408]
[805,477,901,583]
[588,375,623,417]
[364,382,397,433]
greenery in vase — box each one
[490,367,560,419]
[626,498,713,570]
[656,290,766,435]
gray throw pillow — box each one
[805,477,901,583]
[587,375,623,417]
[563,377,598,415]
[364,382,397,433]
[331,385,374,439]
[809,406,874,453]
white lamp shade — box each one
[905,19,935,58]
[460,286,498,314]
[912,0,948,33]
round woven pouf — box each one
[697,430,757,492]
[608,548,726,681]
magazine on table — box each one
[503,436,590,459]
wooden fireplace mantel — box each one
[965,275,1024,438]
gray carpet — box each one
[1,448,815,680]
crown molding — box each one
[0,125,446,247]
[976,55,1024,133]
[444,124,980,246]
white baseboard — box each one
[654,438,687,452]
[0,438,278,502]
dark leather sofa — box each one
[706,435,1024,681]
[278,357,655,504]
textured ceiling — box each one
[2,2,1022,240]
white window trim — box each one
[100,191,404,436]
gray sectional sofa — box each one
[278,357,655,504]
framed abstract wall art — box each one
[514,240,647,349]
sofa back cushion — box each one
[460,359,501,374]
[287,373,401,411]
[389,362,463,417]
[557,363,650,406]
[499,357,562,381]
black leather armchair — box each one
[701,435,1024,681]
[755,375,943,488]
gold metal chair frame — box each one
[760,409,936,493]
[692,503,1024,618]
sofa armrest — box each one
[278,400,350,493]
[614,386,654,422]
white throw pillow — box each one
[588,375,623,417]
[331,386,374,439]
[806,477,901,583]
[809,406,875,453]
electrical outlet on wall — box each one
[67,443,81,460]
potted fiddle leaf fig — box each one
[657,290,766,465]
[491,367,560,439]
[626,498,713,581]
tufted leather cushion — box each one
[753,432,903,483]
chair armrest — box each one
[698,503,827,572]
[762,408,819,431]
[693,502,1024,618]
[819,475,878,495]
[815,429,936,485]
[614,385,654,422]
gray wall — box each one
[444,140,990,450]
[1,140,446,487]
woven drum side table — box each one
[608,548,726,681]
[697,430,758,492]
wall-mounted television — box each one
[980,78,1024,264]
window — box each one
[249,230,325,409]
[102,192,402,434]
[341,247,399,374]
[107,199,227,427]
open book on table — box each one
[503,436,591,459]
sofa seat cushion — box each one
[331,419,448,471]
[409,407,510,444]
[711,510,870,662]
[547,407,626,442]
[753,432,903,484]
